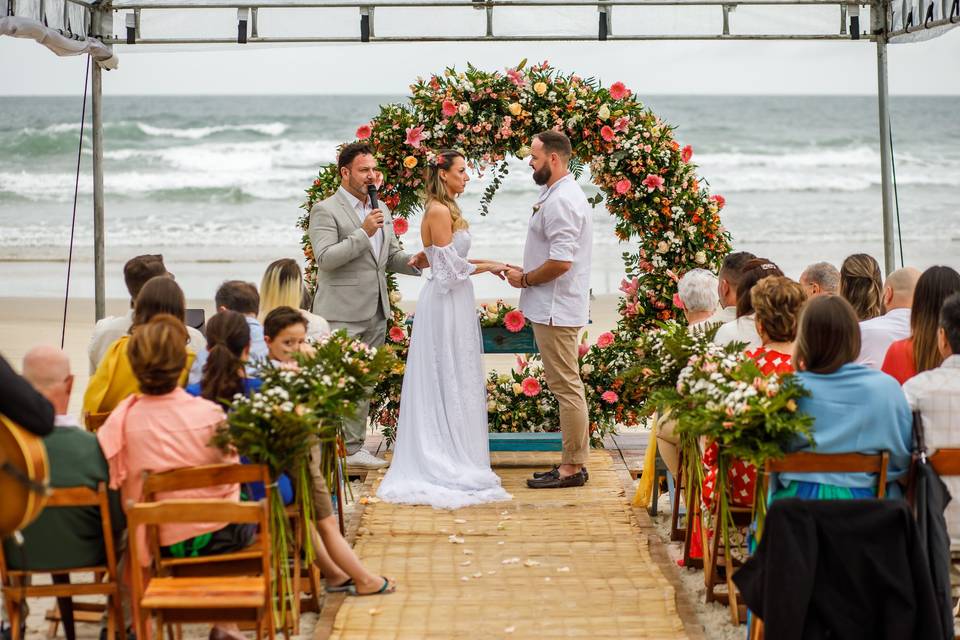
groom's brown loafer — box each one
[532,466,589,482]
[526,472,586,489]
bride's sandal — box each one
[348,577,396,596]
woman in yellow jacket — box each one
[83,276,195,428]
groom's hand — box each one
[363,209,385,237]
[408,251,429,269]
[506,268,524,289]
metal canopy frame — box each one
[4,0,958,319]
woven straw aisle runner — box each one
[328,450,687,639]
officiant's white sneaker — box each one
[345,449,389,470]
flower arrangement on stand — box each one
[211,330,396,624]
[485,355,558,436]
[298,60,731,440]
[478,300,527,332]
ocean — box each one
[1,94,958,302]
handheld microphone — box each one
[367,184,379,210]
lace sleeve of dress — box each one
[425,243,476,294]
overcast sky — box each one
[3,26,959,95]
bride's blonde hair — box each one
[424,150,468,232]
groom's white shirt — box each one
[519,174,593,327]
[338,186,383,258]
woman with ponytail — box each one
[376,149,512,509]
[186,310,261,403]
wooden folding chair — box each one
[0,483,124,640]
[127,499,273,640]
[747,450,890,639]
[83,411,111,432]
[142,464,319,634]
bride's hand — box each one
[487,262,509,280]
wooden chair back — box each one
[928,448,960,477]
[83,411,111,432]
[125,499,272,640]
[763,451,889,498]
[0,483,124,640]
[141,464,269,576]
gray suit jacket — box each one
[308,189,419,322]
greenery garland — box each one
[298,60,732,438]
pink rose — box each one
[356,124,372,140]
[504,309,526,333]
[615,178,631,195]
[521,377,542,397]
[392,217,408,235]
[442,99,457,117]
[506,68,525,86]
[405,125,425,149]
[643,174,664,191]
[681,145,693,163]
[596,331,615,348]
[388,326,406,343]
[710,194,726,209]
[673,292,685,310]
[578,342,590,359]
[600,126,615,142]
[601,390,619,404]
[609,81,630,100]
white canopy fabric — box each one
[0,16,118,67]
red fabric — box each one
[881,338,916,385]
[746,347,795,376]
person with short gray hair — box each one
[800,262,841,297]
[677,269,720,333]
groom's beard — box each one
[532,165,551,186]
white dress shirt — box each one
[903,355,960,545]
[519,174,593,327]
[338,186,383,259]
[88,309,204,374]
[713,314,762,351]
[857,307,911,370]
[705,305,737,329]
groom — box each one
[506,131,594,489]
[309,142,427,469]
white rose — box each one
[695,251,707,264]
[458,103,470,116]
[581,364,594,375]
[487,400,497,411]
[656,241,669,254]
[389,291,402,304]
[597,104,611,120]
[517,146,531,158]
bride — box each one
[376,150,512,509]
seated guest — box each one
[840,253,884,321]
[706,251,756,327]
[190,280,268,385]
[713,258,783,350]
[677,269,720,334]
[799,261,840,298]
[265,306,395,596]
[857,267,920,369]
[186,311,293,506]
[748,276,806,373]
[883,266,960,385]
[781,295,912,499]
[97,315,250,640]
[903,293,960,546]
[259,259,330,340]
[0,353,53,436]
[263,306,311,364]
[3,346,123,591]
[83,276,196,420]
[87,255,203,373]
[700,277,806,521]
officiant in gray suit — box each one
[308,142,427,469]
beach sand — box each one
[0,293,624,419]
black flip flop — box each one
[325,578,354,593]
[348,577,396,596]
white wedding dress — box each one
[377,230,512,509]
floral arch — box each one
[299,60,731,442]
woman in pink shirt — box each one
[98,314,251,640]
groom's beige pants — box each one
[532,322,590,465]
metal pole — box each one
[92,61,106,320]
[876,37,896,275]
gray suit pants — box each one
[329,306,387,455]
